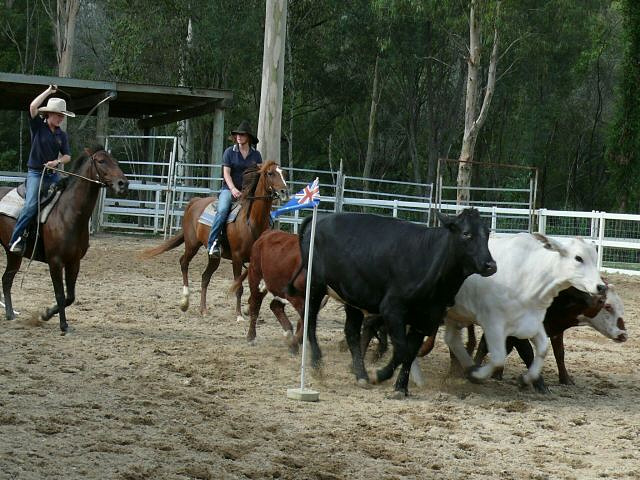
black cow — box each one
[288,208,497,397]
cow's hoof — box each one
[356,378,370,389]
[517,374,532,389]
[60,325,73,336]
[532,377,551,394]
[559,375,575,386]
[387,390,408,400]
[465,367,485,384]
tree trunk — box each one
[363,54,381,184]
[55,0,80,77]
[178,17,194,185]
[258,0,288,163]
[456,0,500,205]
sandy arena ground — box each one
[0,233,639,480]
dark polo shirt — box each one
[222,144,262,190]
[27,115,70,171]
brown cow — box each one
[231,230,305,354]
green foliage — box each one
[0,0,633,213]
[606,0,640,211]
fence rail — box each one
[1,147,639,275]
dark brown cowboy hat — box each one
[231,120,259,145]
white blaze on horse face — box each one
[275,167,287,188]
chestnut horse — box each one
[140,160,288,318]
[0,147,129,333]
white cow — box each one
[443,232,606,388]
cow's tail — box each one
[287,216,314,296]
[229,268,249,295]
[138,231,185,259]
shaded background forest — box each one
[1,0,639,212]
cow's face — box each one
[579,287,627,342]
[437,208,497,277]
[534,234,606,296]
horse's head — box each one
[85,147,129,194]
[261,160,288,202]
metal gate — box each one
[436,158,537,232]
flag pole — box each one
[287,203,320,402]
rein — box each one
[45,153,108,187]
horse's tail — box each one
[287,215,314,296]
[229,268,249,295]
[138,231,185,259]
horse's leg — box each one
[2,254,22,320]
[199,255,220,316]
[47,261,68,333]
[232,260,244,322]
[41,261,79,321]
[179,245,198,312]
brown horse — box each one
[140,160,288,319]
[0,147,129,333]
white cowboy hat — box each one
[38,97,76,117]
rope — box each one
[19,169,47,288]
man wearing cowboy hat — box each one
[207,120,262,257]
[9,85,75,255]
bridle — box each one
[244,168,284,201]
[46,151,109,187]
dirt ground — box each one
[0,233,639,480]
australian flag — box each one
[271,177,320,219]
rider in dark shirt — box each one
[207,120,262,258]
[9,86,75,255]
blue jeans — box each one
[207,188,233,248]
[10,169,59,244]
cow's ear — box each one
[532,233,568,256]
[436,211,457,231]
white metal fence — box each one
[1,140,639,275]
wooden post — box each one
[91,101,110,234]
[211,107,225,193]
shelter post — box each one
[210,108,225,193]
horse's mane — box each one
[68,144,105,173]
[241,164,261,198]
[240,161,279,198]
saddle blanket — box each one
[197,201,241,227]
[0,187,61,223]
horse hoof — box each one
[236,315,245,323]
[247,338,257,346]
[180,302,189,312]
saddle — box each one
[197,200,242,227]
[0,177,67,222]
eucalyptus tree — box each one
[257,0,287,163]
[608,0,640,212]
